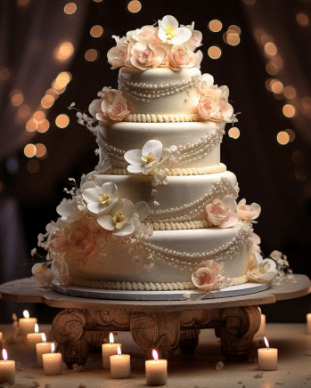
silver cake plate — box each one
[52,281,271,301]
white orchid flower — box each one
[82,182,118,215]
[56,196,86,221]
[124,140,163,175]
[158,15,192,45]
[97,199,150,236]
[247,251,278,283]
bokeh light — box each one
[264,42,277,57]
[228,25,241,35]
[228,127,240,139]
[17,0,29,6]
[10,90,24,106]
[24,144,37,158]
[53,72,72,89]
[85,49,99,62]
[56,114,70,128]
[295,168,307,181]
[35,143,47,158]
[301,96,311,110]
[17,104,31,120]
[277,131,290,145]
[90,25,104,38]
[226,32,240,46]
[282,104,296,118]
[37,119,50,133]
[208,46,222,59]
[41,95,55,109]
[296,13,309,26]
[26,119,38,132]
[285,128,296,142]
[64,2,77,14]
[54,42,74,61]
[128,0,142,13]
[0,68,10,81]
[283,86,296,99]
[271,81,283,94]
[208,20,222,33]
[27,160,40,174]
[266,62,278,75]
[242,0,256,5]
[33,111,46,122]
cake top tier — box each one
[107,15,203,72]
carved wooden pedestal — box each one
[0,275,310,368]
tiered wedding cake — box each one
[32,16,280,292]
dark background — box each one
[0,0,311,324]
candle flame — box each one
[152,349,158,361]
[35,323,39,333]
[264,336,269,349]
[109,333,114,344]
[2,349,8,361]
[41,333,46,342]
[51,343,55,353]
[117,346,121,355]
[23,310,30,319]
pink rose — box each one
[206,196,238,228]
[107,36,130,70]
[253,233,261,252]
[129,41,166,70]
[49,228,69,252]
[198,87,234,123]
[237,199,261,222]
[89,89,130,123]
[135,26,162,45]
[167,45,198,70]
[192,260,225,292]
[68,224,96,256]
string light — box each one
[0,68,10,81]
[128,1,142,13]
[54,42,74,61]
[283,86,296,100]
[64,2,77,14]
[37,119,50,133]
[282,104,296,118]
[296,13,309,26]
[41,95,55,109]
[264,42,277,57]
[26,119,38,133]
[85,49,99,62]
[55,114,70,128]
[285,129,295,142]
[226,32,240,46]
[208,46,222,59]
[228,127,240,139]
[24,144,37,158]
[277,131,290,145]
[228,25,241,35]
[208,20,222,33]
[266,62,278,75]
[17,104,31,120]
[271,80,283,94]
[35,144,47,158]
[90,25,104,38]
[10,90,24,106]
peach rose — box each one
[167,44,198,70]
[68,224,96,255]
[237,199,261,222]
[206,196,238,228]
[107,36,129,70]
[128,25,162,45]
[198,88,234,123]
[129,41,166,70]
[192,260,225,292]
[49,228,69,252]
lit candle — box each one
[306,313,311,334]
[36,334,53,367]
[26,324,45,343]
[102,333,122,369]
[0,349,15,385]
[258,337,278,371]
[145,349,167,386]
[19,310,37,336]
[256,307,266,336]
[110,346,131,379]
[42,343,62,375]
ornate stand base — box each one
[52,305,260,367]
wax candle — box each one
[102,333,121,369]
[145,349,167,386]
[110,346,131,379]
[19,310,37,336]
[42,343,62,376]
[36,334,53,367]
[0,349,15,385]
[258,337,278,371]
[306,313,311,334]
[26,324,45,343]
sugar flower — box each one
[89,89,130,123]
[127,25,161,45]
[56,196,86,221]
[247,251,278,283]
[253,233,261,252]
[97,198,150,236]
[269,250,289,273]
[82,182,118,215]
[107,36,129,69]
[237,199,261,222]
[197,73,215,95]
[191,260,225,292]
[158,15,192,45]
[128,41,166,71]
[183,22,203,51]
[206,195,238,228]
[124,140,163,175]
[32,263,55,287]
[167,45,198,70]
[198,87,234,123]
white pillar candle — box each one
[258,337,278,371]
[0,350,15,385]
[102,333,121,369]
[26,324,45,343]
[36,334,53,367]
[306,313,311,334]
[19,311,37,336]
[145,350,167,386]
[42,343,62,375]
[110,346,131,379]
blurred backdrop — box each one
[0,0,311,323]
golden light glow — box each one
[292,150,304,164]
[283,86,296,99]
[128,0,142,13]
[37,119,50,133]
[208,46,222,59]
[266,62,278,75]
[282,104,296,118]
[228,127,240,139]
[270,54,283,69]
[41,95,55,109]
[85,49,99,62]
[265,78,273,91]
[26,119,38,132]
[17,0,29,6]
[54,42,74,61]
[271,81,283,94]
[228,25,241,35]
[226,32,240,46]
[208,20,222,33]
[285,128,295,142]
[27,160,40,174]
[54,72,72,89]
[56,114,70,128]
[90,25,104,38]
[296,13,309,26]
[24,144,37,158]
[274,93,285,101]
[45,88,59,99]
[0,68,10,81]
[64,2,77,14]
[295,168,307,181]
[17,104,31,119]
[35,143,47,158]
[33,111,46,122]
[277,131,290,145]
[93,0,103,2]
[264,42,277,57]
[10,90,24,106]
[242,0,256,4]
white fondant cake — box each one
[32,15,280,292]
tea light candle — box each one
[36,334,53,367]
[102,333,121,369]
[26,324,45,343]
[306,313,311,334]
[145,349,167,386]
[19,310,37,336]
[110,346,131,379]
[258,337,278,371]
[42,343,62,375]
[0,349,15,385]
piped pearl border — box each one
[124,113,199,123]
[153,220,211,230]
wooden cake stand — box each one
[0,275,310,368]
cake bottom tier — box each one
[60,222,254,291]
